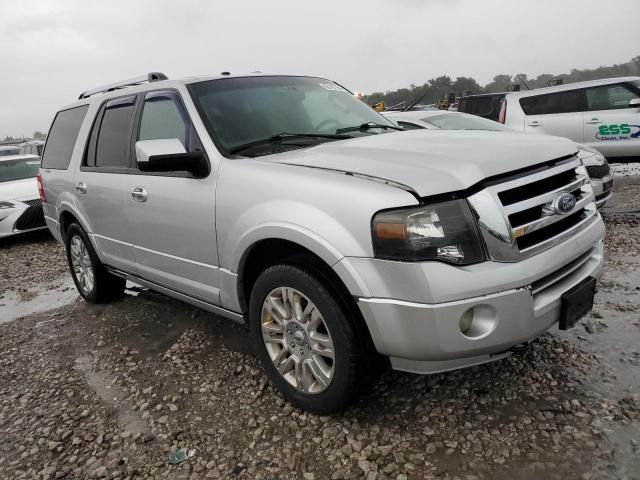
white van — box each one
[501,77,640,159]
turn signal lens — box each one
[374,223,405,240]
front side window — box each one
[421,113,509,131]
[40,105,88,169]
[139,94,188,146]
[94,97,136,168]
[0,157,40,182]
[586,83,638,111]
[188,76,395,156]
[519,90,583,116]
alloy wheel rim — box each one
[261,287,335,394]
[70,235,94,294]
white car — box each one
[0,154,47,238]
[385,110,613,207]
[500,77,640,160]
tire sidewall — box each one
[65,223,100,303]
[249,265,358,412]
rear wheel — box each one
[249,264,377,413]
[65,223,125,303]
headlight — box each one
[0,201,15,209]
[577,146,605,165]
[372,199,486,264]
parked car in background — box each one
[457,92,507,121]
[383,110,510,131]
[0,154,47,238]
[385,110,613,207]
[0,145,22,157]
[500,77,640,160]
[41,72,604,412]
[20,139,45,156]
[577,145,613,207]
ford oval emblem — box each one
[553,192,576,215]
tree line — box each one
[364,55,640,107]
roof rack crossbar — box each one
[78,72,168,99]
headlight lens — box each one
[0,201,15,209]
[372,199,486,264]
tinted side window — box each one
[139,95,188,146]
[95,98,136,168]
[464,98,494,116]
[397,121,425,130]
[520,90,583,115]
[41,105,89,169]
[586,84,637,111]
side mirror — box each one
[135,139,209,177]
[630,98,640,108]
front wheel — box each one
[65,223,125,303]
[249,264,376,413]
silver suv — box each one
[40,72,605,412]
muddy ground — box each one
[0,172,638,480]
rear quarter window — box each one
[519,90,583,116]
[41,105,89,169]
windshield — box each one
[189,76,395,154]
[0,158,40,182]
[0,147,21,157]
[421,113,509,131]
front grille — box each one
[15,200,45,231]
[468,156,599,261]
[585,162,610,180]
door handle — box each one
[527,121,542,127]
[131,186,148,202]
[586,118,603,124]
[75,182,87,194]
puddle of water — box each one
[0,276,79,323]
[75,354,148,435]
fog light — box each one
[458,305,498,339]
[459,309,473,334]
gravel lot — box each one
[0,175,638,480]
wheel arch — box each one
[236,238,376,352]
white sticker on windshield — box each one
[319,82,347,93]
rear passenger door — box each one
[75,95,138,273]
[582,82,640,157]
[520,89,585,143]
[125,90,220,304]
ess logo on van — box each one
[596,123,640,140]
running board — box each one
[107,267,245,324]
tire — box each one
[249,264,377,413]
[64,223,125,303]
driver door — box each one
[125,90,221,304]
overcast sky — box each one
[1,0,638,138]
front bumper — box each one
[336,215,605,374]
[591,176,613,208]
[0,198,46,239]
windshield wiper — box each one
[229,132,352,155]
[335,122,403,134]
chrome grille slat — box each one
[503,174,590,215]
[492,159,579,192]
[517,206,597,253]
[511,190,593,237]
[468,156,599,262]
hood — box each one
[262,130,577,197]
[0,177,38,202]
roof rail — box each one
[78,72,168,99]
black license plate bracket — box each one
[559,277,596,330]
